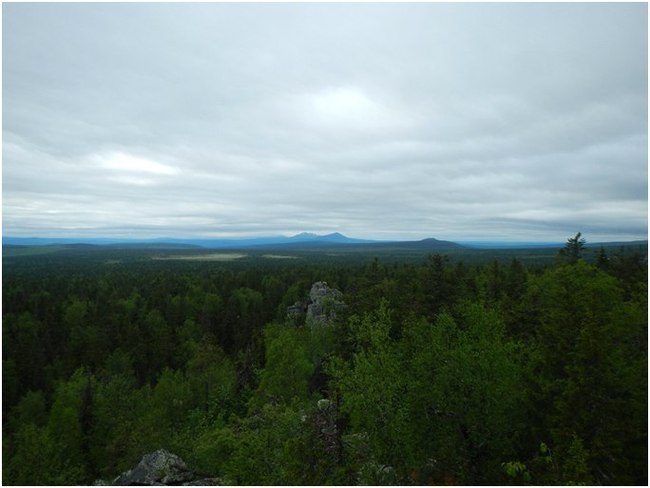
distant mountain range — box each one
[3,232,463,250]
[3,233,646,251]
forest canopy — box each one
[2,239,647,485]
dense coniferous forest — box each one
[2,237,647,485]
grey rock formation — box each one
[99,449,223,486]
[312,398,341,464]
[286,281,345,326]
[286,301,307,320]
[306,282,345,325]
[317,398,331,411]
[309,281,332,302]
[111,449,193,485]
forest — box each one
[2,236,647,485]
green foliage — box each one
[561,434,593,485]
[147,368,193,433]
[557,232,586,264]
[2,243,647,485]
[3,359,22,414]
[6,312,47,392]
[199,404,312,485]
[185,341,237,417]
[329,302,408,476]
[250,324,313,409]
[8,390,48,430]
[331,300,525,484]
[524,261,647,484]
[63,299,88,330]
[200,292,224,342]
[6,423,59,485]
[45,369,94,483]
[404,303,525,484]
[89,373,151,477]
[502,461,531,482]
[6,369,96,484]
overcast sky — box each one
[3,3,647,242]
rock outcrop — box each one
[286,301,307,320]
[96,449,223,486]
[286,281,345,326]
[314,398,341,463]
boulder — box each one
[105,449,223,486]
[309,281,332,302]
[111,449,193,485]
[310,398,341,464]
[286,281,345,326]
[317,398,331,411]
[306,282,345,326]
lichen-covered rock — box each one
[286,301,307,320]
[286,281,345,326]
[306,282,345,326]
[112,449,193,485]
[312,398,341,464]
[317,398,331,411]
[106,449,223,486]
[309,281,332,302]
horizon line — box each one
[3,233,648,246]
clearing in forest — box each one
[152,253,247,261]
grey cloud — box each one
[3,3,647,241]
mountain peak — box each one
[285,232,368,245]
[291,232,349,240]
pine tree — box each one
[558,232,586,264]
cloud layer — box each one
[3,3,647,241]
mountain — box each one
[2,232,376,249]
[287,232,375,245]
[245,235,464,251]
[4,234,645,252]
[459,239,649,250]
[587,240,648,248]
[354,237,465,250]
[3,236,125,246]
[290,232,319,240]
[208,235,645,252]
[458,240,563,249]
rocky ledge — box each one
[287,281,345,326]
[95,449,223,486]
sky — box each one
[2,2,648,242]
